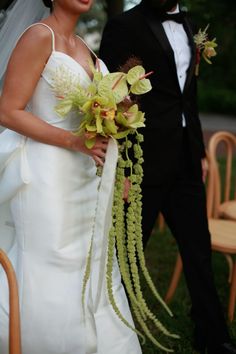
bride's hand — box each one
[71,135,109,167]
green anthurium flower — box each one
[130,79,152,95]
[127,66,152,95]
[55,98,73,117]
[102,92,117,110]
[98,72,128,104]
[127,66,145,85]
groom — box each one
[100,0,236,353]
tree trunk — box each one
[105,0,124,19]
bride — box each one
[0,0,142,353]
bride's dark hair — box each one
[42,0,53,12]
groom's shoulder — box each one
[183,10,198,32]
[107,4,142,26]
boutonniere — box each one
[194,24,218,76]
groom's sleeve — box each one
[99,17,134,72]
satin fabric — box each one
[0,25,142,354]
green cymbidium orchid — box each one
[79,94,118,146]
[115,104,145,130]
[123,104,145,129]
[203,39,218,64]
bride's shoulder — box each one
[7,23,53,69]
[16,23,53,51]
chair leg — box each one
[165,253,183,303]
[224,254,233,283]
[0,249,22,354]
[228,260,236,323]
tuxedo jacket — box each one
[100,3,206,186]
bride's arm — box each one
[0,26,107,166]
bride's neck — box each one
[51,10,79,39]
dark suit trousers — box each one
[141,128,229,347]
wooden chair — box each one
[165,131,236,322]
[0,249,21,354]
[208,132,236,222]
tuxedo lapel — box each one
[183,17,197,93]
[139,4,197,94]
[141,7,179,80]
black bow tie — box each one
[160,12,185,24]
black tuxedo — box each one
[100,3,205,186]
[100,2,230,351]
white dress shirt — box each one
[161,4,191,126]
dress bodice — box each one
[25,23,109,131]
[28,52,108,130]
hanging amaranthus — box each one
[106,132,179,352]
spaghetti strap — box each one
[76,34,98,59]
[16,22,55,52]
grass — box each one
[139,226,236,353]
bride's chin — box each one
[74,0,93,12]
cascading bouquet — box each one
[194,24,218,76]
[52,59,151,150]
[51,58,179,352]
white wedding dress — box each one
[0,23,142,354]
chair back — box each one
[0,249,21,354]
[207,131,236,218]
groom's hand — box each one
[201,158,209,183]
